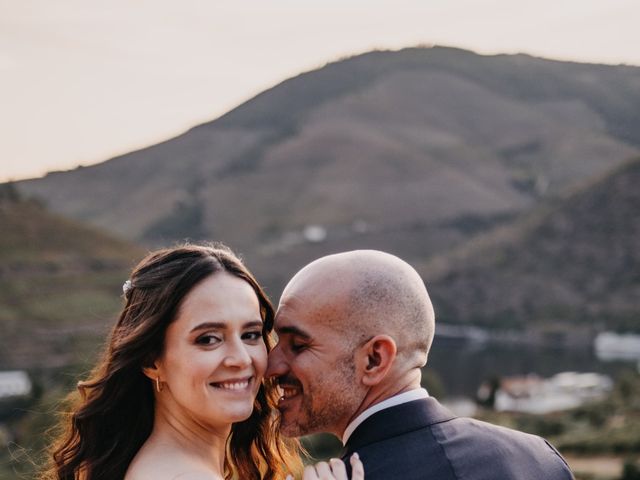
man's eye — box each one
[290,342,307,353]
[196,334,221,345]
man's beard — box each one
[279,358,359,437]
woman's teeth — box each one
[212,379,250,390]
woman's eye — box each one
[243,331,263,341]
[196,334,222,345]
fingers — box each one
[315,461,334,478]
[350,453,365,480]
[329,458,348,478]
[303,464,320,480]
[301,455,361,479]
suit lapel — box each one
[343,397,456,455]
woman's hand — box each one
[290,453,364,480]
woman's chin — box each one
[204,404,255,426]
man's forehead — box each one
[275,290,348,336]
[274,293,312,330]
[276,290,305,316]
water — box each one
[424,337,637,398]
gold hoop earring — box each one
[155,377,163,393]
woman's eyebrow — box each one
[189,320,263,333]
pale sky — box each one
[1,0,639,181]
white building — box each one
[0,370,32,399]
[595,332,640,361]
[492,371,613,414]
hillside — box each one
[14,46,639,287]
[425,157,640,333]
[0,185,144,369]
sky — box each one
[1,0,639,182]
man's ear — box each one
[359,335,397,387]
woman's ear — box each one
[359,335,397,387]
[142,361,165,393]
[142,361,161,381]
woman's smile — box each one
[209,375,255,393]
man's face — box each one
[266,288,364,438]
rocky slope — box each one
[425,157,640,333]
[14,47,639,273]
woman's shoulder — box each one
[171,473,223,480]
[126,460,223,480]
[125,442,223,480]
[127,469,221,480]
[126,469,221,480]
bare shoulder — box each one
[172,472,224,480]
[125,442,221,480]
[126,460,221,480]
[127,468,220,480]
[172,473,223,480]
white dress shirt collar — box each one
[341,388,429,444]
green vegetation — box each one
[621,460,640,480]
[429,157,640,334]
[553,370,640,455]
[0,194,143,368]
[0,378,73,479]
[476,370,640,479]
[0,196,143,478]
[477,370,640,454]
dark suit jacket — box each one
[342,397,574,479]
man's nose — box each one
[266,342,288,378]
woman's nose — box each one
[223,339,252,368]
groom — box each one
[266,250,574,479]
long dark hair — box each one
[40,243,301,480]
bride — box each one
[40,244,363,480]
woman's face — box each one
[153,272,268,428]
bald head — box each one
[281,250,435,367]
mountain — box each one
[11,46,640,301]
[0,185,143,369]
[424,157,640,334]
